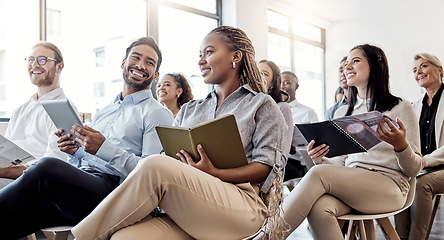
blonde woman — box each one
[395,53,444,240]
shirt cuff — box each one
[73,147,85,159]
[95,139,119,162]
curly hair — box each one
[209,26,266,94]
[164,73,194,108]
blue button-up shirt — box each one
[69,90,174,181]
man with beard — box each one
[0,37,174,239]
[0,42,77,188]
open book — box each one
[295,111,398,158]
[0,134,35,168]
[155,114,248,169]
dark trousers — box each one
[0,157,120,240]
[284,158,308,182]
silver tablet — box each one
[41,99,82,140]
[299,149,315,170]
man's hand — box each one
[55,129,79,155]
[71,125,106,155]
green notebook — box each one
[155,114,248,169]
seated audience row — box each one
[0,24,443,240]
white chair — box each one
[28,226,73,240]
[337,178,416,240]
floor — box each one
[19,193,444,240]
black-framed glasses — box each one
[25,56,59,66]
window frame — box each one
[267,9,327,114]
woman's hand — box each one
[307,140,329,165]
[376,117,408,152]
[176,144,218,176]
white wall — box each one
[325,0,444,107]
[222,0,268,61]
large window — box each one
[157,2,219,100]
[267,10,325,119]
[0,0,40,117]
[0,0,220,118]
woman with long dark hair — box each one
[258,59,293,164]
[260,44,424,239]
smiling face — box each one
[258,62,273,88]
[121,44,159,92]
[344,48,370,92]
[281,73,298,100]
[156,75,183,104]
[198,33,236,85]
[413,58,443,90]
[28,46,60,87]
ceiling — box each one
[274,0,444,23]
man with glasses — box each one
[0,37,174,239]
[0,42,77,188]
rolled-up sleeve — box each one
[251,99,287,192]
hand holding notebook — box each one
[296,111,398,157]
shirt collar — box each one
[289,98,300,108]
[114,89,152,104]
[422,83,444,105]
[206,84,258,100]
[32,88,65,102]
[354,95,370,109]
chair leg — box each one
[42,230,70,240]
[426,195,441,240]
[345,220,359,240]
[376,217,400,240]
[27,233,37,240]
[43,231,56,240]
[53,231,70,240]
[357,220,366,240]
[363,220,376,240]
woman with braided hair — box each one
[71,25,287,240]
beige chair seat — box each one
[337,178,416,240]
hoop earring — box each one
[232,62,236,69]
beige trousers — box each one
[282,165,406,240]
[72,155,267,240]
[395,169,444,240]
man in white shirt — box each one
[0,37,174,239]
[0,42,76,188]
[281,71,318,181]
[281,71,318,124]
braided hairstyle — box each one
[209,26,266,93]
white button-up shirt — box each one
[5,88,75,161]
[288,98,318,124]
